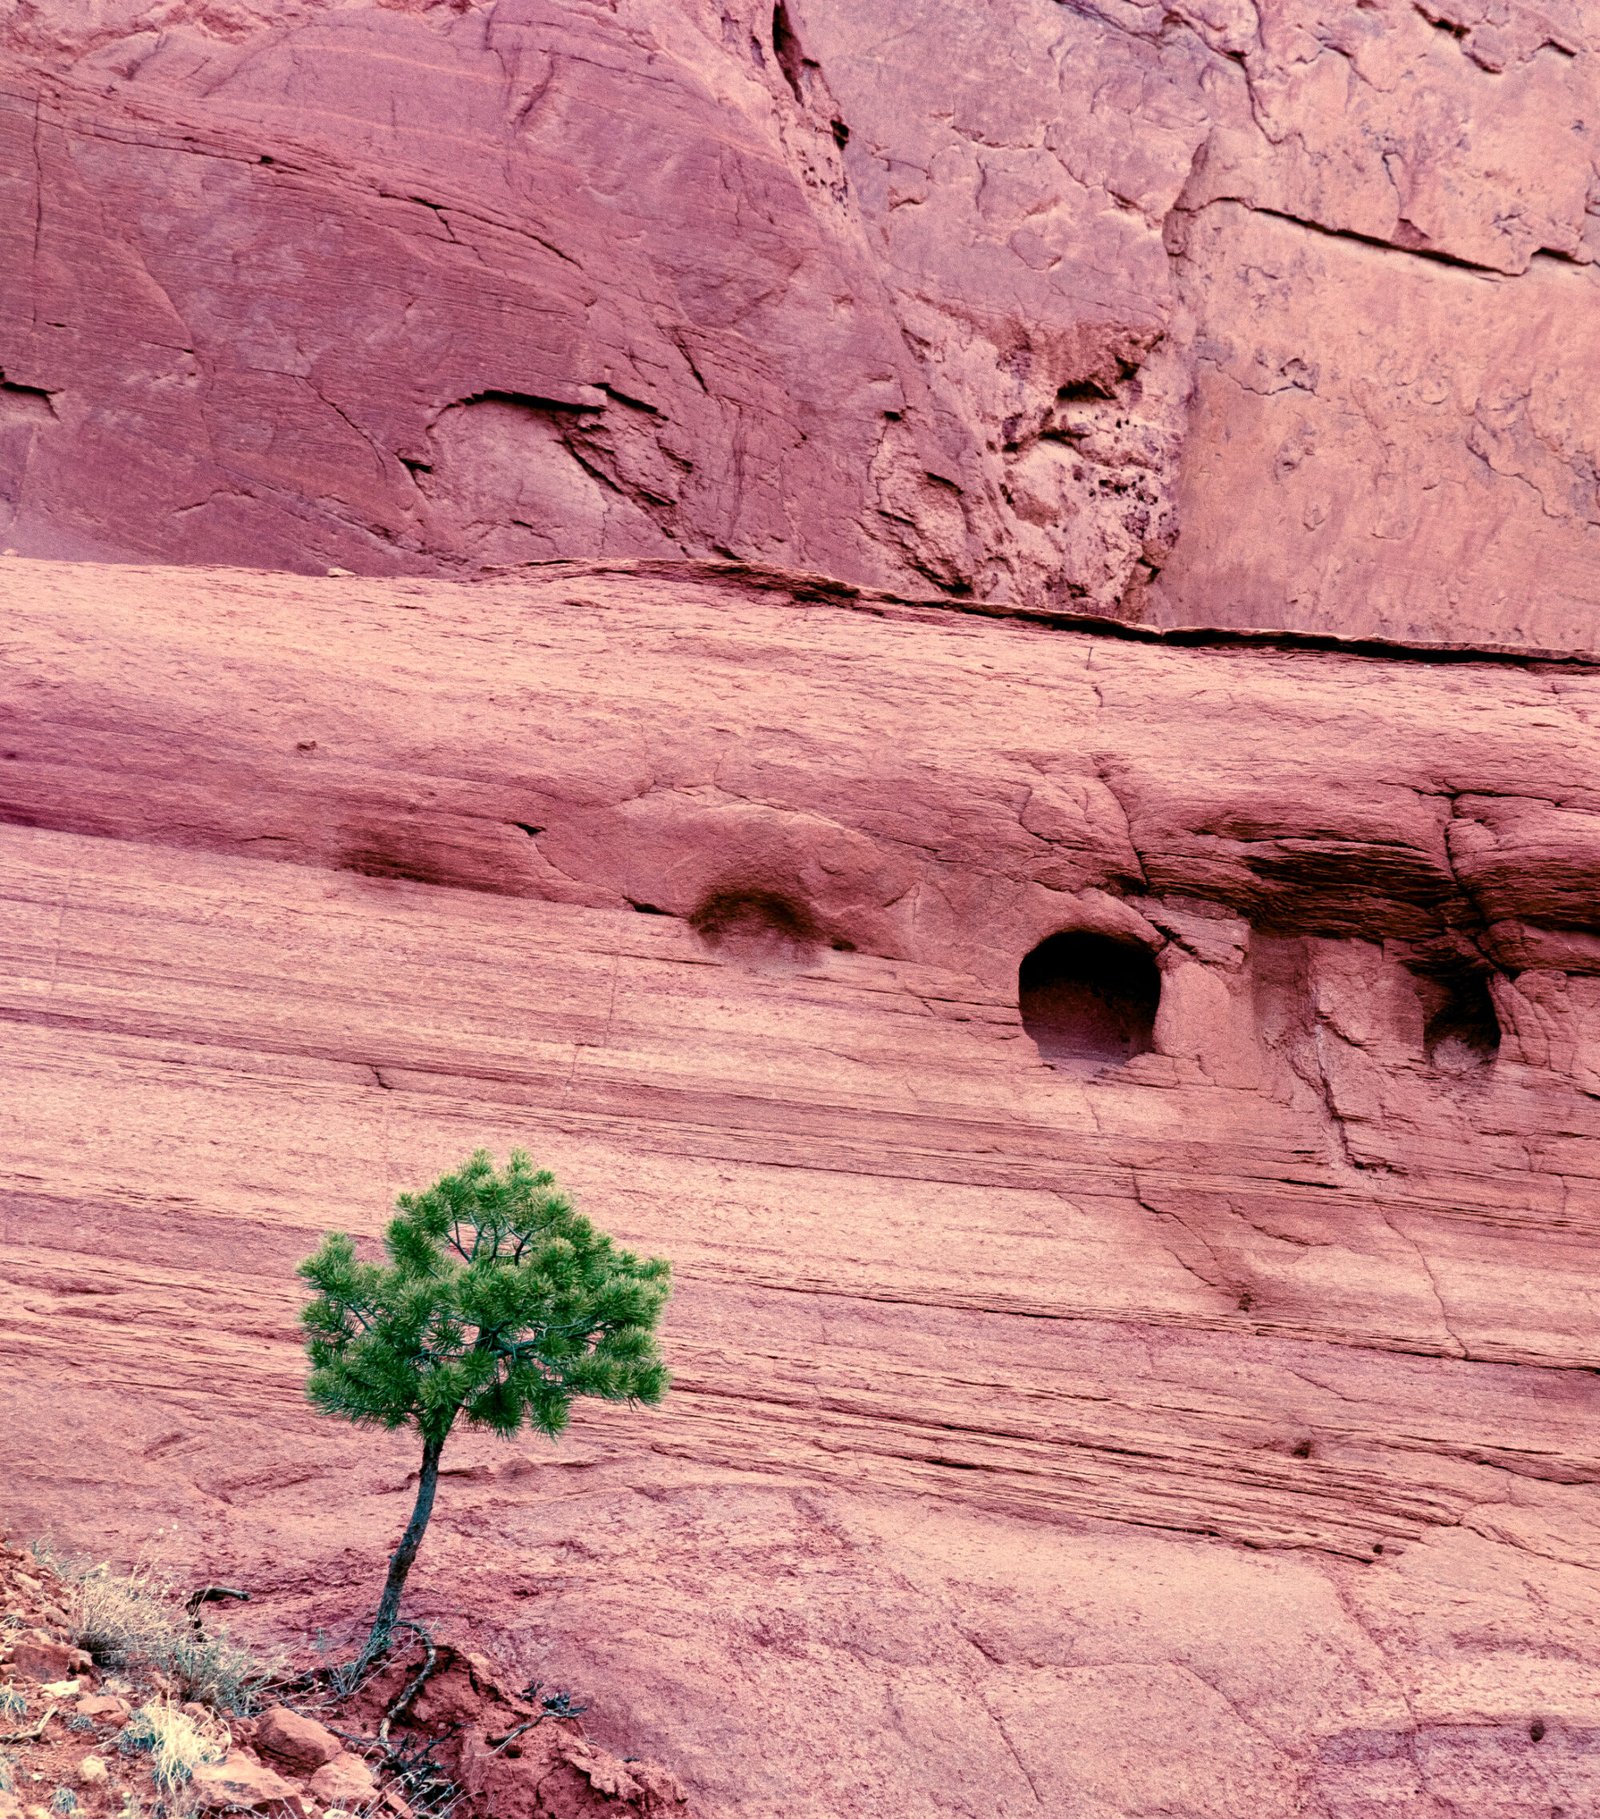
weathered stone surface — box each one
[73,1695,130,1725]
[9,1638,90,1683]
[1,557,1599,1814]
[254,1708,342,1776]
[189,1752,303,1813]
[305,1753,379,1806]
[4,3,1599,645]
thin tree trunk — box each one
[358,1431,445,1674]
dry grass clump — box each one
[116,1700,228,1793]
[36,1551,275,1714]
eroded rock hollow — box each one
[2,2,1599,1816]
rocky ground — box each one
[0,1538,692,1819]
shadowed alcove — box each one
[1416,964,1501,1074]
[690,888,824,970]
[1019,931,1161,1067]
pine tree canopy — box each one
[298,1149,671,1447]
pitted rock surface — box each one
[0,556,1597,1815]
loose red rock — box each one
[190,1752,305,1814]
[254,1707,343,1775]
[305,1753,379,1807]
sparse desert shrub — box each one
[0,1688,24,1719]
[299,1148,672,1671]
[45,1556,273,1713]
[119,1701,227,1793]
[51,1788,77,1815]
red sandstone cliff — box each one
[2,3,1599,1815]
[1,555,1598,1813]
[4,1,1600,646]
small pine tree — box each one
[298,1149,671,1671]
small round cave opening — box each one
[1419,967,1501,1073]
[1019,931,1161,1068]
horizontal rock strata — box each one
[0,556,1597,1814]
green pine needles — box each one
[299,1149,671,1670]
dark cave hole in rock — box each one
[1416,966,1500,1073]
[690,888,823,971]
[1018,931,1160,1068]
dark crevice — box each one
[512,822,543,838]
[1414,965,1501,1072]
[0,375,58,419]
[1190,197,1503,276]
[595,382,661,417]
[521,558,1599,667]
[1420,9,1469,39]
[771,2,808,104]
[443,389,602,419]
[901,590,1600,668]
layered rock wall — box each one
[2,557,1599,1814]
[4,1,1600,645]
[4,3,1599,1812]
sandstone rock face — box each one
[2,556,1600,1815]
[4,3,1599,646]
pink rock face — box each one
[2,556,1599,1815]
[5,2,1598,644]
